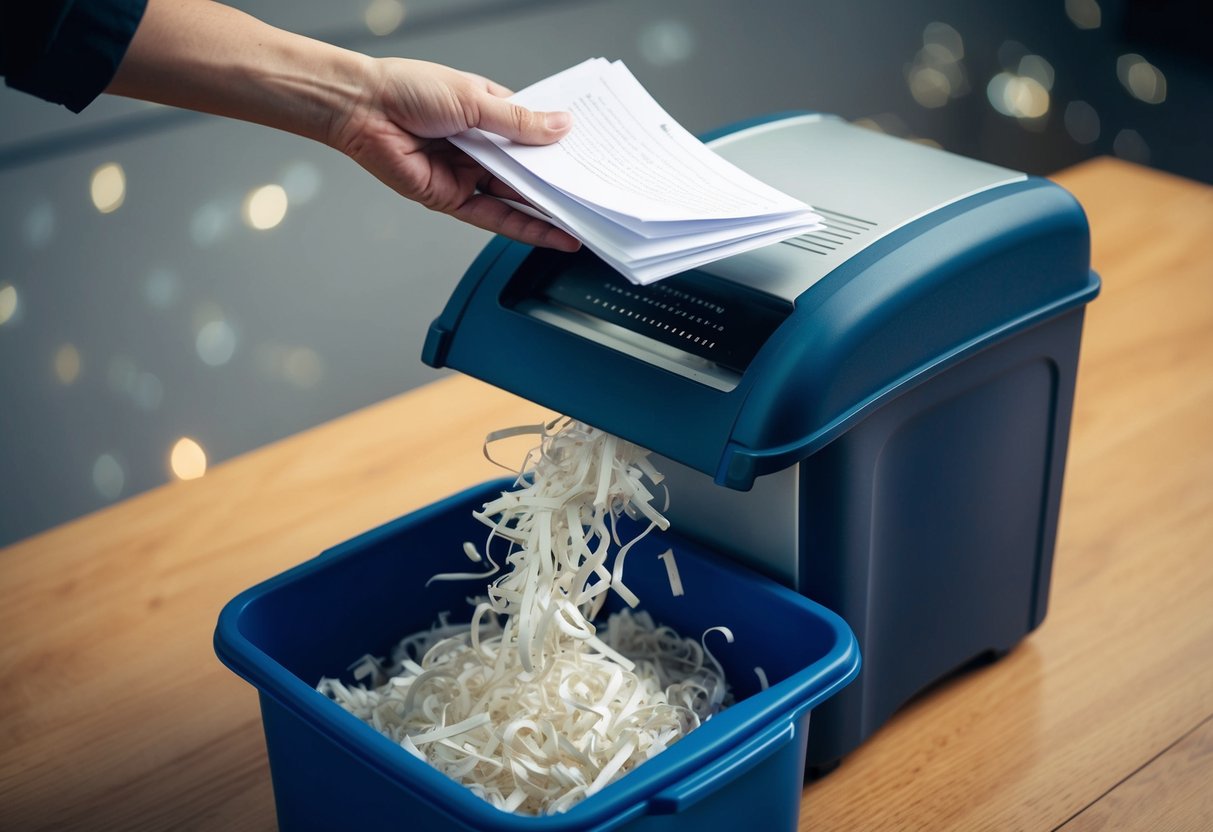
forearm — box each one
[104,0,579,250]
[106,0,374,146]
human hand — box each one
[329,58,581,252]
[105,0,575,250]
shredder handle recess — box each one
[647,718,799,814]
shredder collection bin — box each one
[215,479,861,832]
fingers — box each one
[482,78,514,99]
[477,172,527,204]
[471,91,572,145]
[460,71,513,99]
[453,193,581,252]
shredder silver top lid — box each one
[701,114,1027,303]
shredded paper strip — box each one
[318,420,731,815]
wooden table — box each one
[2,158,1210,831]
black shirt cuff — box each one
[4,0,149,113]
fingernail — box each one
[545,111,572,131]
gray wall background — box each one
[2,0,1209,546]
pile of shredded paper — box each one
[317,419,732,815]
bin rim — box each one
[215,479,860,831]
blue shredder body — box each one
[423,113,1100,769]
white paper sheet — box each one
[449,58,823,284]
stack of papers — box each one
[450,58,823,285]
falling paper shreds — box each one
[318,419,732,815]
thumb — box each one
[471,92,572,145]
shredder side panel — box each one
[798,309,1083,767]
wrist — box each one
[246,33,378,147]
[320,54,385,152]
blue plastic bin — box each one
[215,480,860,831]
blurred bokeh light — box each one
[53,343,81,385]
[1064,101,1101,144]
[170,438,208,480]
[242,184,289,230]
[0,283,17,326]
[89,162,126,213]
[1065,0,1102,30]
[365,0,406,36]
[92,453,125,500]
[638,20,695,67]
[1117,53,1167,104]
[0,0,1209,547]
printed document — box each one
[450,58,823,284]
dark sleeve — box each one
[1,0,149,113]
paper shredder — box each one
[421,112,1100,769]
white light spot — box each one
[364,0,406,36]
[143,267,182,310]
[988,73,1016,116]
[1113,129,1150,164]
[638,20,695,67]
[196,318,237,366]
[54,344,82,385]
[1018,55,1055,91]
[170,437,208,480]
[1127,61,1165,103]
[0,283,17,326]
[93,453,125,500]
[90,162,126,214]
[908,24,968,108]
[281,161,322,204]
[987,72,1050,120]
[920,42,966,82]
[242,184,288,231]
[1117,54,1166,104]
[1065,0,1102,29]
[132,372,164,410]
[23,201,55,248]
[923,21,964,60]
[909,65,952,108]
[1064,100,1100,144]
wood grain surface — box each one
[1058,717,1213,832]
[2,158,1211,831]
